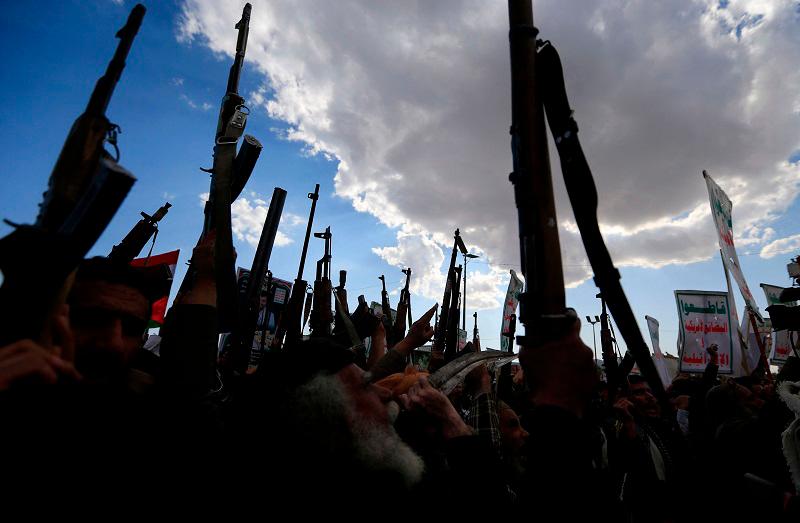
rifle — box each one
[108,202,171,263]
[430,230,466,369]
[230,187,286,375]
[332,270,350,342]
[507,0,665,399]
[0,6,144,345]
[310,226,333,338]
[177,4,261,330]
[390,268,412,346]
[257,270,274,357]
[445,265,463,360]
[597,293,620,388]
[379,275,394,333]
[472,312,480,347]
[270,184,320,350]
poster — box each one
[645,315,673,388]
[761,283,797,364]
[675,290,734,374]
[500,270,523,353]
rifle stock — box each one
[508,0,571,350]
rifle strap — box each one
[141,226,158,266]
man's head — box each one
[260,339,425,488]
[259,291,268,309]
[498,400,529,479]
[626,375,660,418]
[67,258,153,380]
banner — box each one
[675,290,734,374]
[458,329,468,351]
[131,249,180,328]
[761,283,797,364]
[500,270,524,353]
[236,268,294,372]
[704,172,761,320]
[645,315,673,388]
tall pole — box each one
[586,315,599,362]
[462,252,479,330]
[463,253,467,330]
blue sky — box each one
[1,0,797,356]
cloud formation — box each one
[178,0,800,300]
[198,192,296,249]
[760,234,800,259]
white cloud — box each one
[178,0,800,289]
[196,192,292,249]
[171,77,185,87]
[760,234,800,259]
[231,197,293,249]
[162,191,176,201]
[180,93,212,111]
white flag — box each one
[704,172,761,320]
[645,316,673,388]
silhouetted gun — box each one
[0,5,144,345]
[108,202,171,263]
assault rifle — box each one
[507,0,665,399]
[379,275,394,333]
[310,227,333,338]
[108,202,171,263]
[177,4,261,331]
[271,184,320,350]
[389,268,412,347]
[0,5,144,344]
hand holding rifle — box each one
[396,304,437,352]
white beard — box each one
[350,407,425,488]
[297,373,425,487]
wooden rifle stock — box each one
[508,0,571,350]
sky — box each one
[0,0,798,356]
